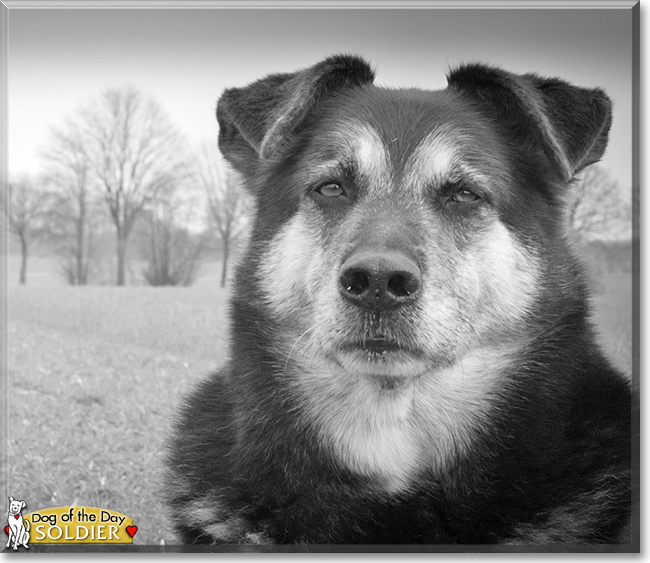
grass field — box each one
[5,254,634,546]
[6,256,230,546]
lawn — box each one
[6,256,230,546]
[590,273,634,375]
[5,254,634,547]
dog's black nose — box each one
[339,249,421,311]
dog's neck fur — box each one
[289,345,518,495]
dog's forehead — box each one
[313,86,502,186]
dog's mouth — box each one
[341,337,404,355]
[336,337,428,382]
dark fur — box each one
[166,55,631,546]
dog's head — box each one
[217,55,611,389]
[8,497,25,516]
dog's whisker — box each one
[282,323,323,373]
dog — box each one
[166,55,632,545]
[5,497,30,550]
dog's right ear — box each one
[217,54,375,175]
[8,497,13,502]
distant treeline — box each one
[585,240,633,275]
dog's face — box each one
[219,56,609,385]
[257,87,543,386]
[8,498,25,516]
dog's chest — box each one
[332,400,426,494]
[297,355,504,495]
[298,371,444,494]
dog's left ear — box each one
[447,64,612,182]
[217,54,375,176]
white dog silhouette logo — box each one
[5,497,30,550]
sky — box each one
[7,6,634,193]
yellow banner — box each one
[23,506,135,544]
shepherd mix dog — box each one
[166,55,632,545]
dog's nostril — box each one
[387,273,417,297]
[388,274,404,297]
[343,270,370,296]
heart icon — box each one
[4,526,8,534]
[126,525,137,538]
[14,515,19,519]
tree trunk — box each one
[116,229,128,286]
[19,236,28,285]
[220,237,229,288]
[76,216,85,285]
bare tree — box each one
[42,116,99,285]
[195,143,250,287]
[139,197,206,287]
[568,165,631,241]
[81,88,188,285]
[137,180,206,287]
[6,176,50,285]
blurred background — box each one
[4,5,635,545]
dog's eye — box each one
[450,189,481,203]
[315,183,345,198]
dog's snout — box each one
[339,249,421,310]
